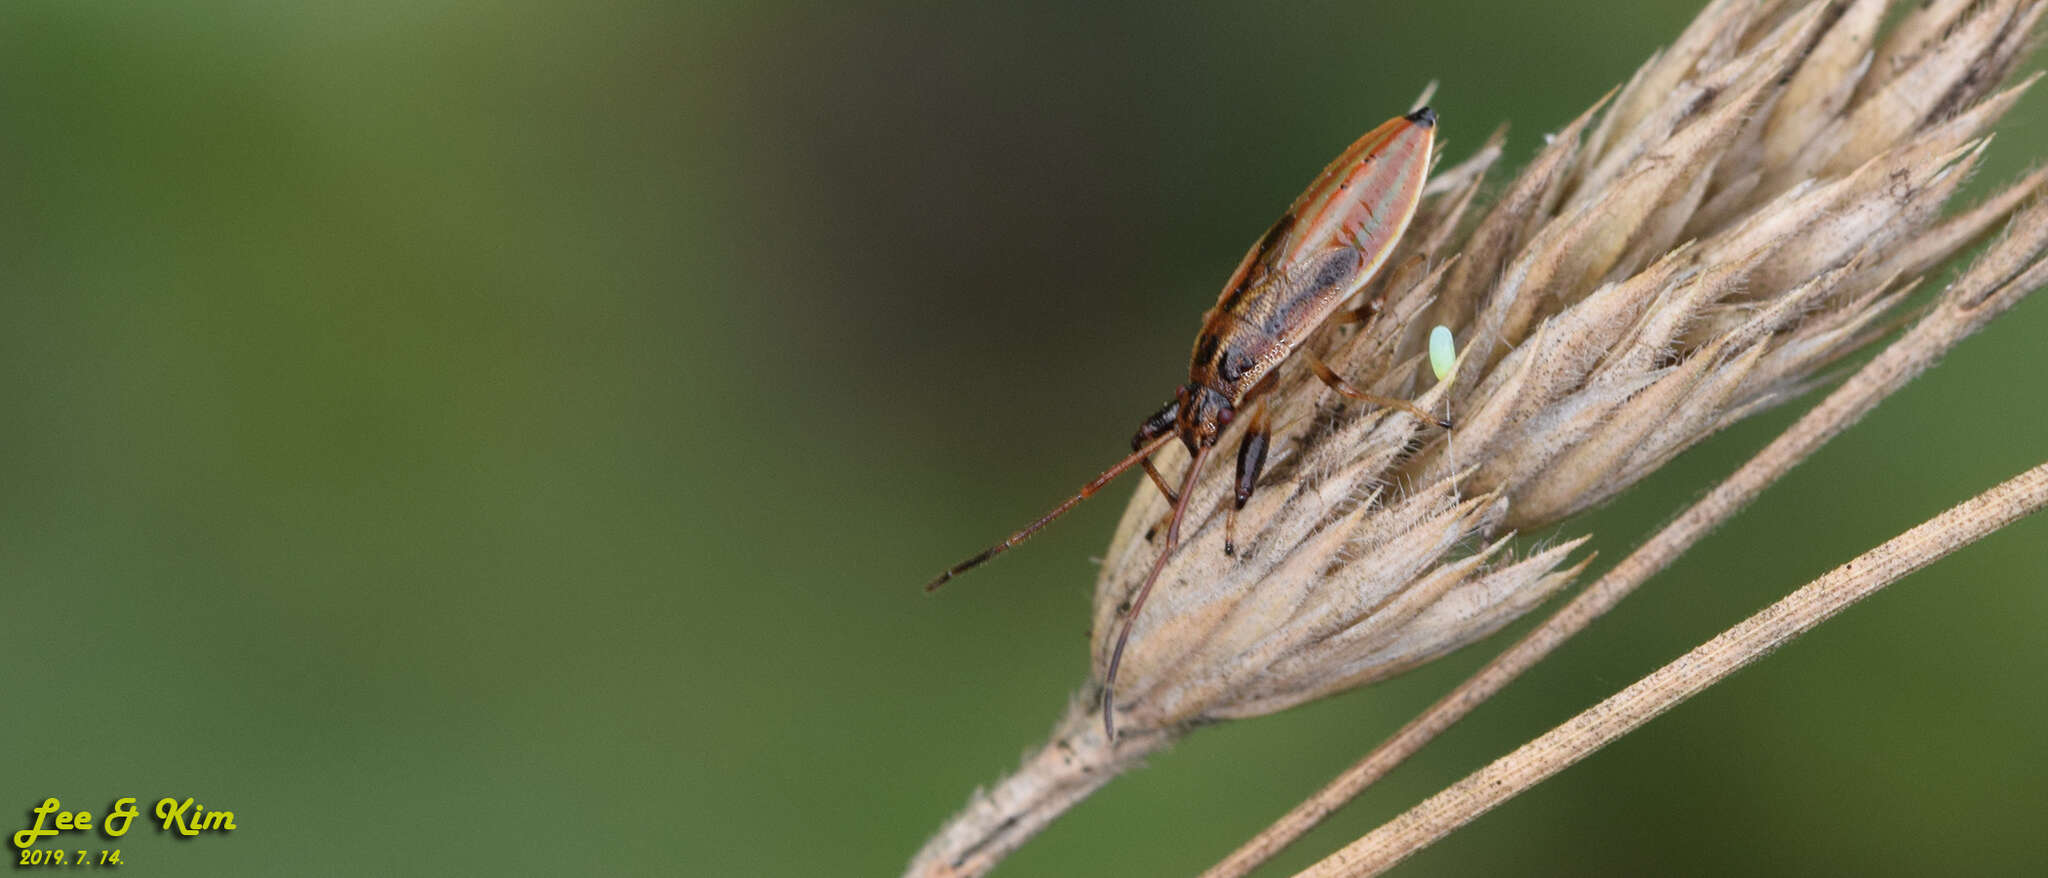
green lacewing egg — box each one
[1429,325,1456,382]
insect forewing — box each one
[1210,111,1436,359]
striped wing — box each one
[1207,109,1436,367]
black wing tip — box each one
[1406,106,1437,127]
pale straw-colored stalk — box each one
[1300,459,2048,877]
[910,1,2048,874]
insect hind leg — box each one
[1306,351,1452,429]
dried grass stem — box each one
[1298,460,2048,877]
[906,704,1168,878]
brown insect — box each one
[926,107,1447,741]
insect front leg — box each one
[1129,398,1181,506]
[1306,351,1453,429]
[1223,400,1271,557]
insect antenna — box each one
[924,431,1181,592]
[1101,441,1213,742]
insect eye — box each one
[1217,407,1235,426]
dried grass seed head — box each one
[1092,0,2048,735]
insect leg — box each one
[1129,397,1181,505]
[1223,400,1271,557]
[1329,296,1385,325]
[1306,351,1453,429]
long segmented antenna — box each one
[924,431,1181,592]
[1102,441,1212,742]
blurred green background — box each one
[3,1,2043,875]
